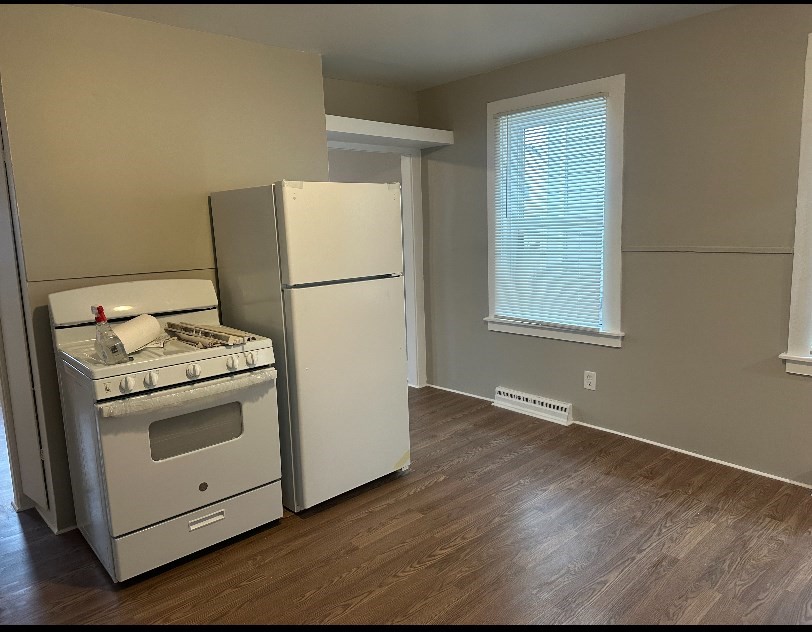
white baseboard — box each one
[426,383,493,402]
[425,384,812,491]
[10,497,33,512]
[574,420,812,491]
[35,505,76,535]
[36,506,59,534]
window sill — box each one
[485,317,624,348]
[779,352,812,376]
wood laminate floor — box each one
[1,386,812,624]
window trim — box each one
[782,34,812,376]
[485,74,626,348]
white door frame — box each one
[0,215,33,512]
[0,83,43,512]
[328,140,427,387]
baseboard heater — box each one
[493,386,573,426]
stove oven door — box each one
[94,368,280,537]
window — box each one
[485,75,625,347]
[782,34,812,376]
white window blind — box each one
[493,95,607,331]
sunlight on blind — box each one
[494,96,607,330]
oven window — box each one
[149,402,243,461]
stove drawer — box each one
[112,481,282,582]
[95,369,281,536]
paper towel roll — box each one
[112,314,162,354]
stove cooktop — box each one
[58,335,274,381]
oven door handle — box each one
[96,368,276,419]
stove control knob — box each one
[119,375,136,394]
[144,371,159,388]
[245,351,257,367]
[226,355,241,371]
[186,364,201,379]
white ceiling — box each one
[74,4,735,90]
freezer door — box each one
[284,275,410,510]
[275,181,404,285]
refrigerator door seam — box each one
[284,273,401,290]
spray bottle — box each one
[92,305,128,364]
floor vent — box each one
[493,386,573,426]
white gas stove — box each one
[49,279,283,582]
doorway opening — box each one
[327,145,427,387]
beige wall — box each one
[0,5,328,529]
[417,4,812,485]
[328,148,402,184]
[324,77,419,125]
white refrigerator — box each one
[210,181,410,512]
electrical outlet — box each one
[584,371,597,391]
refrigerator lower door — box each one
[284,275,410,511]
